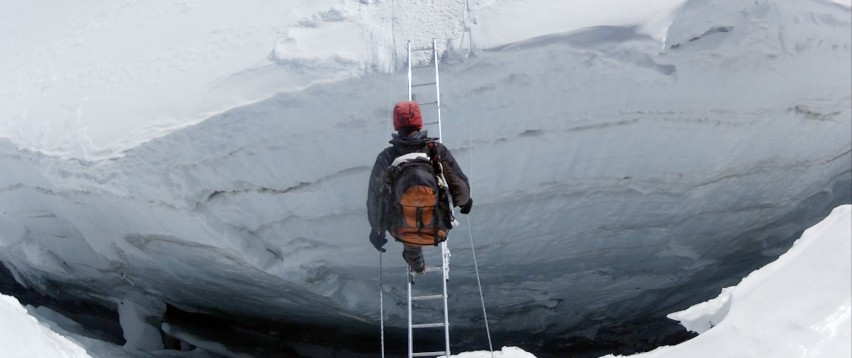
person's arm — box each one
[367,149,391,230]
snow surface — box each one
[0,0,850,356]
[603,205,852,358]
[0,294,90,358]
[0,0,688,161]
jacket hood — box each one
[389,130,434,147]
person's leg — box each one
[402,244,425,273]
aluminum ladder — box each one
[405,38,452,358]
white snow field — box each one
[0,0,850,356]
[0,0,687,161]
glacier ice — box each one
[0,0,850,356]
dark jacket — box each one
[367,131,471,232]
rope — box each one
[379,252,385,358]
[466,93,495,357]
[391,0,397,72]
[381,9,396,354]
[466,216,494,355]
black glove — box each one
[370,230,387,252]
[459,198,473,215]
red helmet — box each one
[393,101,422,131]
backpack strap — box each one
[425,141,449,190]
[426,141,441,174]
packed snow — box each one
[0,0,688,161]
[604,205,852,358]
[0,294,90,358]
[0,0,850,357]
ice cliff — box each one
[0,0,849,356]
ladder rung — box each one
[411,47,434,52]
[419,101,438,106]
[412,322,445,329]
[411,63,434,69]
[413,351,447,357]
[411,294,444,301]
[412,82,436,87]
[423,121,438,125]
[423,265,443,272]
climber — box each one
[367,100,473,274]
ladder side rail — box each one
[433,38,443,142]
[407,41,413,101]
[407,270,414,358]
[441,242,451,356]
[433,37,451,358]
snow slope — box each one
[0,294,90,358]
[604,205,851,358]
[0,0,850,356]
[0,0,687,161]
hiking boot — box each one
[402,247,426,274]
[409,258,426,274]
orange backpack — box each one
[383,142,453,246]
